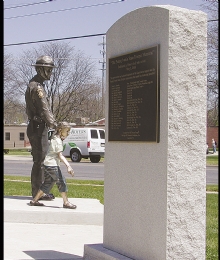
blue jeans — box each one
[40,165,68,194]
[213,145,216,153]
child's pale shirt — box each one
[44,135,63,166]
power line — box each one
[5,0,125,20]
[5,22,215,47]
[4,0,56,10]
[4,33,106,47]
[208,19,218,22]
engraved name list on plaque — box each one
[108,45,160,142]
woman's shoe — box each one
[29,200,45,206]
[63,202,77,209]
[39,194,54,201]
[49,193,55,199]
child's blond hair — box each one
[53,121,71,137]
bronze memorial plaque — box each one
[108,45,160,142]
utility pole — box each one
[98,36,106,118]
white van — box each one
[62,128,105,163]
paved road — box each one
[4,155,218,184]
[206,166,218,185]
[4,155,104,180]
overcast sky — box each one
[4,0,207,77]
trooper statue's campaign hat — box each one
[31,55,57,68]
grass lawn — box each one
[4,176,105,204]
[206,155,218,166]
[206,193,219,260]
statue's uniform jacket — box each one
[25,74,56,128]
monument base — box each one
[83,244,133,260]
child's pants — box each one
[40,165,68,194]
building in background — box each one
[207,126,218,148]
[4,120,218,150]
[4,118,106,151]
[4,124,30,150]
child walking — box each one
[29,121,77,209]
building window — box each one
[20,132,25,141]
[5,132,10,140]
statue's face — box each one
[37,66,53,80]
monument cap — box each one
[31,56,56,68]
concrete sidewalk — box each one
[4,196,104,260]
[207,150,218,156]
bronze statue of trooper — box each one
[25,56,57,200]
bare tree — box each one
[4,52,26,123]
[4,52,16,102]
[8,42,103,123]
[4,99,27,124]
[201,0,219,126]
